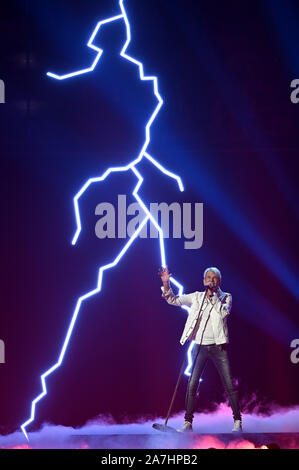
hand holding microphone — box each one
[204,281,215,296]
[205,282,213,290]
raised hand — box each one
[158,265,173,283]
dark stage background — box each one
[0,0,299,434]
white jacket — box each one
[161,286,232,346]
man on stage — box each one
[158,266,242,433]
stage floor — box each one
[2,406,299,449]
[68,432,299,449]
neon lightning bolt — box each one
[21,0,197,441]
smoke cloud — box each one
[1,400,298,449]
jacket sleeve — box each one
[215,293,232,319]
[160,285,193,307]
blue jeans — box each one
[184,343,241,423]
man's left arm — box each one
[215,292,232,319]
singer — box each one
[158,266,242,433]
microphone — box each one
[205,282,214,290]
